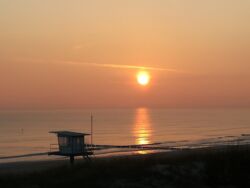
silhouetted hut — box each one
[49,131,93,164]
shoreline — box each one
[0,144,247,175]
[0,149,163,174]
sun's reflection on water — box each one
[133,108,152,151]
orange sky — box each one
[0,0,250,109]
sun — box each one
[137,71,150,86]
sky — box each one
[0,0,250,109]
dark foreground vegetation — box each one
[1,146,250,188]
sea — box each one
[0,108,250,162]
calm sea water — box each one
[0,108,250,158]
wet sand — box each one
[0,145,237,174]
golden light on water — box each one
[133,108,152,146]
[137,71,150,86]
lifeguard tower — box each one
[49,131,93,164]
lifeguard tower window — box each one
[58,137,68,147]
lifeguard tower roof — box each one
[50,131,90,137]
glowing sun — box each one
[137,71,150,86]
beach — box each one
[1,109,250,187]
[0,145,249,187]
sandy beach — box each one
[0,149,188,174]
[0,145,249,187]
[0,145,244,174]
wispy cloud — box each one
[65,61,182,72]
[14,58,186,73]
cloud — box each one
[65,61,183,72]
[13,57,186,73]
